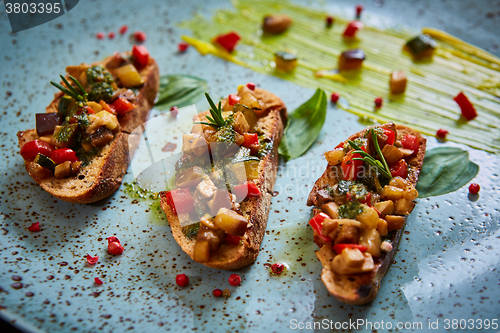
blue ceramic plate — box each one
[1,1,498,332]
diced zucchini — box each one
[34,153,55,172]
[405,34,436,58]
[214,208,248,236]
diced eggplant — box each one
[385,215,406,231]
[54,161,72,179]
[195,177,217,199]
[274,51,298,72]
[374,200,394,216]
[262,14,292,34]
[389,71,407,94]
[34,153,55,172]
[193,239,210,262]
[232,111,250,134]
[71,161,82,174]
[359,228,381,257]
[334,224,360,244]
[321,202,339,219]
[36,113,60,136]
[331,248,375,275]
[176,166,205,188]
[381,144,403,164]
[207,190,233,216]
[89,126,115,147]
[338,49,365,71]
[214,208,248,236]
[405,34,436,59]
[197,228,223,252]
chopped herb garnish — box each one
[338,201,363,219]
[348,128,392,179]
[182,223,200,239]
[196,93,230,129]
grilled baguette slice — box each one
[307,124,426,304]
[160,88,286,270]
[17,53,159,204]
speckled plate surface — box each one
[1,1,499,332]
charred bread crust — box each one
[308,124,426,304]
[17,55,159,204]
[160,88,286,270]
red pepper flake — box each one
[94,277,103,285]
[270,263,286,275]
[343,21,363,38]
[86,254,99,266]
[133,31,147,43]
[454,91,477,121]
[355,5,364,19]
[96,32,104,40]
[106,236,124,255]
[374,96,383,108]
[213,31,241,53]
[178,42,189,53]
[28,222,40,232]
[170,106,179,117]
[246,82,256,91]
[330,92,340,104]
[175,274,189,287]
[468,183,480,195]
[108,32,115,39]
[212,288,223,297]
[326,16,334,28]
[228,273,241,286]
[436,128,449,139]
[228,94,241,106]
[119,25,128,35]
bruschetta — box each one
[17,46,159,203]
[160,85,286,270]
[307,123,426,304]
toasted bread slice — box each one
[17,53,159,203]
[308,124,426,304]
[160,88,286,270]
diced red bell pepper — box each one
[401,134,419,154]
[164,188,194,215]
[111,97,135,116]
[382,128,395,145]
[308,212,332,243]
[242,132,259,148]
[246,82,255,90]
[233,181,261,201]
[100,100,116,115]
[51,148,78,165]
[343,21,363,38]
[333,243,367,254]
[20,140,54,161]
[227,94,241,106]
[390,159,408,178]
[453,92,477,121]
[214,31,241,53]
[224,234,241,245]
[84,105,95,114]
[341,148,364,180]
[133,31,147,43]
[178,42,189,53]
[132,44,149,69]
[361,192,372,206]
[335,141,345,149]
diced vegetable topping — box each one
[178,42,189,53]
[341,149,364,180]
[389,159,408,178]
[308,212,332,243]
[115,64,144,87]
[262,14,292,34]
[355,5,363,19]
[338,49,365,71]
[401,134,419,154]
[132,44,150,69]
[111,97,135,115]
[164,188,195,215]
[21,140,54,161]
[228,94,241,106]
[107,236,124,255]
[343,21,363,38]
[51,148,78,165]
[405,34,436,58]
[34,153,55,171]
[133,31,147,43]
[374,96,383,108]
[246,82,255,90]
[213,31,241,53]
[36,113,60,136]
[86,254,99,266]
[453,92,477,121]
[274,51,298,72]
[333,243,367,254]
[389,71,407,94]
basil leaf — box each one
[155,74,207,110]
[279,88,327,160]
[416,147,479,198]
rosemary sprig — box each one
[195,93,229,129]
[50,75,87,103]
[348,129,392,179]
